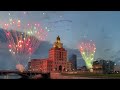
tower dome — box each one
[53,36,63,48]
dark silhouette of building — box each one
[99,60,114,74]
[93,61,103,73]
[93,59,114,74]
[69,54,77,70]
[80,66,88,71]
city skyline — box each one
[0,11,120,70]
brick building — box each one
[28,36,72,72]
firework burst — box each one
[0,14,48,71]
[79,40,96,72]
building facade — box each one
[69,54,77,70]
[99,60,114,74]
[92,61,103,73]
[92,60,115,74]
[28,36,72,72]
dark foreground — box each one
[2,72,120,79]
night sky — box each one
[0,11,120,69]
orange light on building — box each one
[28,36,72,73]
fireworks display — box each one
[0,11,72,72]
[16,64,25,72]
[79,40,96,72]
[0,12,48,72]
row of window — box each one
[54,62,67,64]
[48,65,52,67]
[49,54,66,57]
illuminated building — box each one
[28,36,72,72]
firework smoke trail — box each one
[0,12,48,72]
[79,40,96,72]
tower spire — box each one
[53,36,63,48]
[57,35,60,41]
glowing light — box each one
[79,40,96,72]
[1,16,48,71]
[9,49,11,52]
[27,31,30,34]
[9,18,12,21]
[16,64,25,72]
[9,44,12,47]
[19,45,22,47]
[34,27,36,29]
[7,32,10,36]
[13,52,15,54]
[18,20,21,23]
[28,39,30,41]
[29,48,32,50]
[19,40,21,43]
